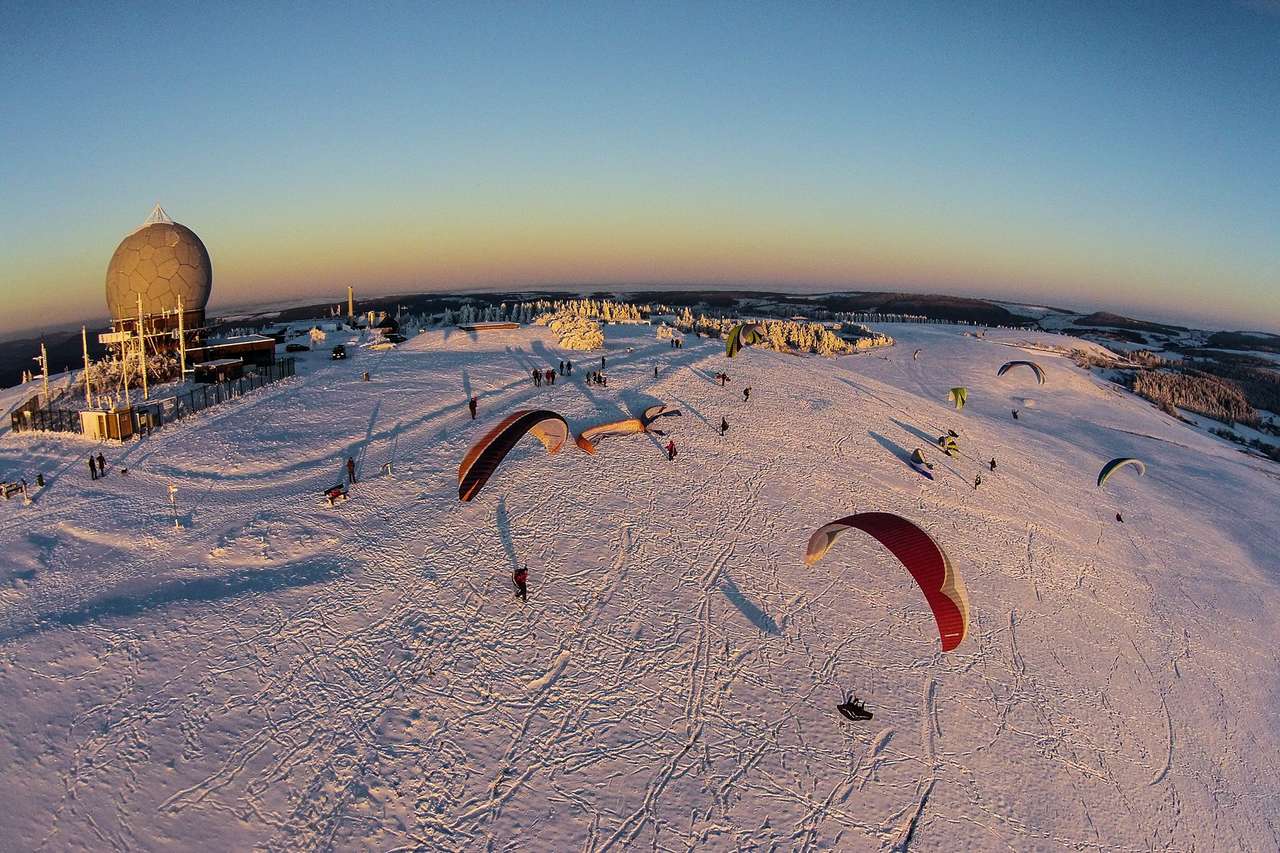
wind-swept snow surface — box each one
[0,323,1276,851]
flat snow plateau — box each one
[0,323,1276,851]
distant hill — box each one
[1073,311,1188,336]
[1206,331,1280,354]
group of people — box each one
[531,360,584,388]
[668,338,683,349]
[87,452,108,480]
[587,371,607,386]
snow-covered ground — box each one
[0,322,1276,851]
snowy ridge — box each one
[0,321,1275,850]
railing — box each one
[8,358,295,437]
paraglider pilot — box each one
[837,694,873,721]
[513,565,528,602]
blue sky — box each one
[1,1,1277,333]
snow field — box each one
[0,322,1275,851]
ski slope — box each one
[0,322,1276,851]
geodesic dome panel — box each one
[105,222,211,320]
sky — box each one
[1,0,1278,336]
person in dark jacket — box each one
[1012,409,1019,420]
[719,416,729,436]
[601,355,606,369]
[88,456,98,480]
[654,364,659,378]
[347,456,357,484]
[96,453,106,477]
[742,387,751,402]
[513,565,528,602]
[468,395,478,419]
[566,360,572,374]
[559,360,565,375]
[989,458,996,471]
[533,368,541,387]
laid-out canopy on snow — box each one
[997,360,1046,385]
[948,387,968,411]
[458,409,570,501]
[641,403,682,425]
[910,448,935,478]
[575,403,683,454]
[726,322,767,358]
[804,513,969,652]
[1097,457,1146,489]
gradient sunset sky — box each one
[2,1,1277,335]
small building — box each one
[192,358,244,383]
[457,322,519,332]
[188,334,276,368]
[80,408,136,441]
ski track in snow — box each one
[0,322,1276,851]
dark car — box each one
[285,343,310,352]
[331,344,347,360]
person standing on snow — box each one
[742,387,751,402]
[347,456,357,484]
[973,473,982,489]
[88,455,98,481]
[513,565,528,602]
[1011,409,1019,420]
[566,359,572,375]
[666,439,677,461]
[719,416,729,436]
[654,364,659,378]
[96,453,106,478]
[989,458,996,472]
[469,395,478,419]
[559,360,565,375]
[601,355,606,369]
[532,368,541,387]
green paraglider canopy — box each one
[948,387,968,411]
[1097,457,1145,488]
[726,322,767,358]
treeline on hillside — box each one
[1184,357,1280,415]
[1130,369,1259,426]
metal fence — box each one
[8,358,296,436]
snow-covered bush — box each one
[534,311,604,350]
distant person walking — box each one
[666,439,677,461]
[346,456,357,484]
[1116,513,1124,523]
[532,368,541,387]
[601,355,606,369]
[468,395,478,420]
[1011,409,1019,420]
[989,458,997,471]
[742,387,751,403]
[719,416,729,436]
[566,359,573,374]
[88,456,98,481]
[973,473,982,490]
[559,360,565,375]
[96,453,106,478]
[513,565,528,602]
[654,364,659,378]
